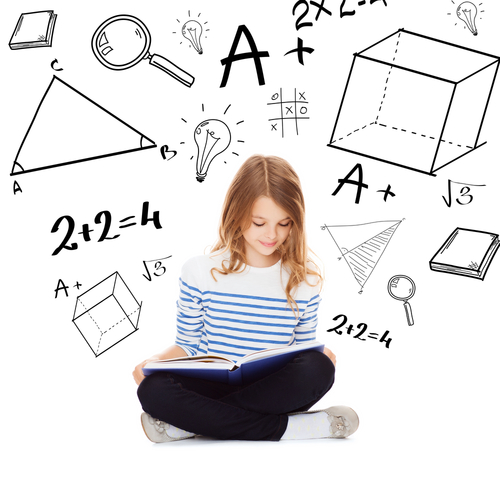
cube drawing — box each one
[73,272,141,357]
[328,29,500,175]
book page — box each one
[237,341,324,366]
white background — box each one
[1,0,499,498]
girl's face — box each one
[242,196,292,268]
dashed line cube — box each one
[73,271,141,357]
[328,29,499,175]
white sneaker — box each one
[289,406,359,438]
[140,413,196,443]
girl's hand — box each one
[132,356,159,385]
[323,346,336,367]
[133,345,188,385]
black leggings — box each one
[137,350,335,441]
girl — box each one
[133,154,358,442]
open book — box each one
[142,341,325,385]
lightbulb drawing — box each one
[173,11,209,52]
[182,20,203,54]
[457,2,478,35]
[194,119,231,182]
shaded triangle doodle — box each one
[323,220,402,291]
[11,76,156,176]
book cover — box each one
[9,10,57,50]
[429,227,500,280]
[143,341,325,385]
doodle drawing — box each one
[322,220,402,293]
[455,1,483,35]
[179,103,244,180]
[448,1,485,36]
[429,227,499,280]
[92,15,195,87]
[142,255,172,281]
[267,89,309,138]
[9,10,57,50]
[182,20,204,54]
[194,119,231,182]
[173,11,209,54]
[328,29,499,175]
[73,272,142,357]
[387,275,416,326]
[11,76,156,177]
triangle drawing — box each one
[322,220,402,292]
[11,76,156,176]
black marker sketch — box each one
[340,0,388,18]
[331,162,395,204]
[182,20,204,54]
[54,279,83,298]
[220,25,269,87]
[429,227,499,280]
[442,179,486,207]
[160,145,177,161]
[51,58,63,71]
[328,29,499,176]
[173,11,209,54]
[448,1,485,36]
[340,0,356,17]
[267,89,309,137]
[327,314,392,348]
[51,201,162,256]
[387,275,415,326]
[92,15,194,87]
[55,279,70,298]
[73,272,142,357]
[13,181,22,195]
[322,219,402,293]
[9,10,57,49]
[286,0,335,64]
[180,103,245,181]
[142,255,172,281]
[194,119,231,182]
[11,76,156,177]
[285,0,330,65]
[457,2,479,35]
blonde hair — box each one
[211,154,323,315]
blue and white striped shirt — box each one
[175,253,321,363]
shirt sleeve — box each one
[175,258,206,356]
[294,292,321,343]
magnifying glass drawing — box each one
[387,275,416,326]
[91,15,194,87]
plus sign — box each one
[377,184,396,202]
[284,37,315,66]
